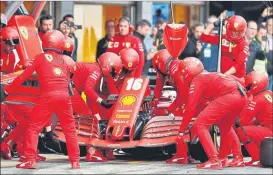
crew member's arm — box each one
[5,57,39,93]
[133,38,145,77]
[199,33,219,46]
[224,42,249,76]
[84,70,101,103]
[106,76,119,94]
[166,77,188,113]
[154,73,165,101]
[179,82,204,132]
[238,98,259,126]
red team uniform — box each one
[236,71,272,166]
[5,30,80,169]
[106,32,144,77]
[200,15,249,81]
[177,57,247,169]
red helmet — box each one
[226,15,247,43]
[63,37,74,57]
[98,52,122,78]
[152,49,173,75]
[1,27,20,45]
[42,30,65,53]
[119,48,139,71]
[63,55,76,73]
[1,13,7,27]
[245,71,269,95]
[179,57,204,86]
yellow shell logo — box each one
[120,95,137,106]
[19,26,28,40]
[65,42,71,49]
[53,67,63,76]
[234,22,239,29]
[128,62,132,68]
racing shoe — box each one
[166,155,188,164]
[219,157,229,167]
[71,161,80,169]
[229,155,245,167]
[16,160,36,169]
[85,149,108,162]
[196,155,223,170]
[105,149,116,160]
[1,142,12,160]
[245,160,261,167]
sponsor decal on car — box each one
[120,95,137,106]
[116,114,130,119]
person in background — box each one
[59,20,72,38]
[96,20,115,60]
[265,18,273,90]
[189,23,205,57]
[142,27,158,76]
[199,15,219,72]
[133,19,156,76]
[244,21,264,74]
[63,14,79,62]
[256,25,267,50]
[38,15,53,39]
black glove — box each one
[235,120,241,128]
[44,131,58,141]
[101,100,113,109]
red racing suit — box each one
[0,41,16,74]
[200,34,249,80]
[72,62,116,120]
[153,60,189,114]
[106,34,145,77]
[236,90,273,161]
[180,72,247,158]
[5,50,80,162]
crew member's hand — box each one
[218,10,228,19]
[261,7,273,17]
[101,99,113,109]
[45,131,58,141]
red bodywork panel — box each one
[8,15,43,69]
[106,77,149,141]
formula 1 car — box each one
[53,77,217,162]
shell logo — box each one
[120,95,137,106]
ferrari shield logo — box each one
[125,42,131,48]
[53,67,63,76]
[120,95,137,106]
[19,26,28,40]
[264,93,272,103]
[45,54,53,62]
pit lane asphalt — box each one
[1,154,272,174]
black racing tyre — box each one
[189,125,218,163]
[59,142,86,157]
[260,137,273,168]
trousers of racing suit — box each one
[236,90,273,160]
[191,92,245,158]
[5,51,80,162]
[24,91,79,162]
[236,125,272,160]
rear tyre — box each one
[260,137,273,168]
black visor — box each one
[4,39,19,46]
